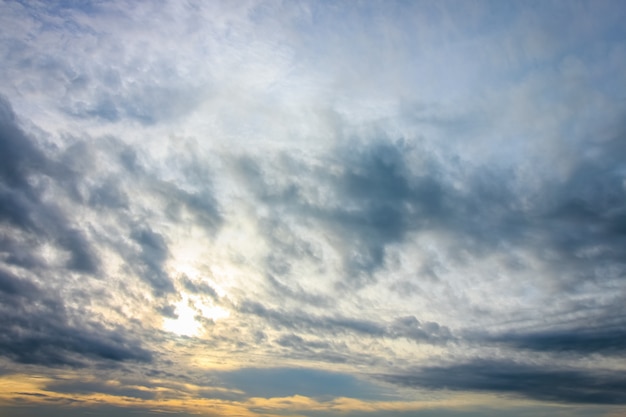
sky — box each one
[1,0,626,416]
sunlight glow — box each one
[163,298,201,337]
[162,293,230,337]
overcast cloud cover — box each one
[1,1,626,416]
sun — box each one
[162,293,230,337]
[163,297,202,337]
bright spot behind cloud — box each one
[163,296,202,337]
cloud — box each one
[0,94,194,366]
[486,326,626,355]
[0,267,152,366]
[45,379,157,400]
[234,142,443,288]
[239,300,452,345]
[379,359,626,405]
[130,226,175,295]
[1,1,626,416]
[180,274,219,299]
[0,96,101,274]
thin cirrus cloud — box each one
[1,1,626,417]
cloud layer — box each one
[1,1,626,416]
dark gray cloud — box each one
[275,333,332,350]
[235,141,525,289]
[235,144,430,287]
[157,304,178,319]
[0,96,101,274]
[0,91,223,308]
[324,142,446,280]
[540,137,626,268]
[130,226,175,295]
[0,267,152,366]
[273,333,353,364]
[87,177,130,209]
[237,131,626,299]
[265,274,331,308]
[240,300,452,344]
[0,95,179,367]
[379,359,626,405]
[486,325,626,355]
[151,178,222,233]
[179,274,218,300]
[0,98,48,188]
[0,268,39,296]
[230,132,626,399]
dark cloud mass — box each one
[380,359,626,405]
[488,325,626,355]
[0,96,157,367]
[237,142,447,281]
[239,135,626,295]
[0,96,101,274]
[130,226,175,295]
[0,266,151,366]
